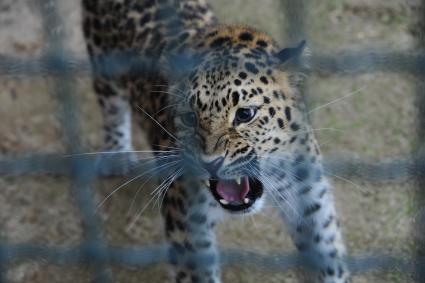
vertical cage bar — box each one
[414,1,425,282]
[280,0,307,42]
[38,1,111,282]
[279,0,313,281]
[0,246,6,283]
[279,0,311,111]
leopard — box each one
[82,0,350,282]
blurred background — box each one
[0,0,422,282]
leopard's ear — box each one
[274,40,309,87]
[275,40,307,66]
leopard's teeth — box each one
[236,177,241,185]
[219,199,229,205]
[203,180,209,188]
[244,198,250,204]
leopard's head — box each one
[169,26,309,214]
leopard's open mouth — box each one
[209,177,263,212]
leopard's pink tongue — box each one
[216,177,250,202]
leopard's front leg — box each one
[266,155,350,283]
[162,178,222,283]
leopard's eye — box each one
[181,112,197,127]
[234,107,257,125]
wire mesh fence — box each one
[0,0,424,282]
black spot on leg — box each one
[194,240,212,249]
[186,259,197,270]
[291,123,300,131]
[338,265,345,278]
[155,7,174,20]
[326,267,335,276]
[175,219,185,231]
[176,271,187,281]
[184,241,195,252]
[176,198,186,214]
[171,242,185,255]
[296,225,303,233]
[295,242,308,251]
[323,215,334,229]
[319,188,327,198]
[300,186,312,195]
[295,167,309,182]
[325,234,336,244]
[189,213,207,224]
[165,212,175,232]
[198,194,207,203]
[191,275,200,283]
[304,202,321,216]
[139,13,151,25]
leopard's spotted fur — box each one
[82,0,350,282]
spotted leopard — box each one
[82,0,350,282]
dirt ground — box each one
[0,0,421,282]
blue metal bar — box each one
[0,153,416,182]
[39,1,111,282]
[0,244,417,277]
[1,52,425,78]
[414,1,425,282]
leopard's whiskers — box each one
[95,155,180,212]
[307,84,368,115]
[152,84,186,95]
[127,157,182,215]
[136,105,182,145]
[152,103,179,116]
[126,166,183,231]
[63,149,180,157]
[149,90,185,99]
[252,164,302,223]
[157,168,184,211]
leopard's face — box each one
[168,27,306,214]
[172,54,302,214]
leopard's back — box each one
[82,0,216,60]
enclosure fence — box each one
[0,0,425,282]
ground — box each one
[0,0,420,282]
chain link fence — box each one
[0,0,424,282]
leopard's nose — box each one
[202,156,225,178]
